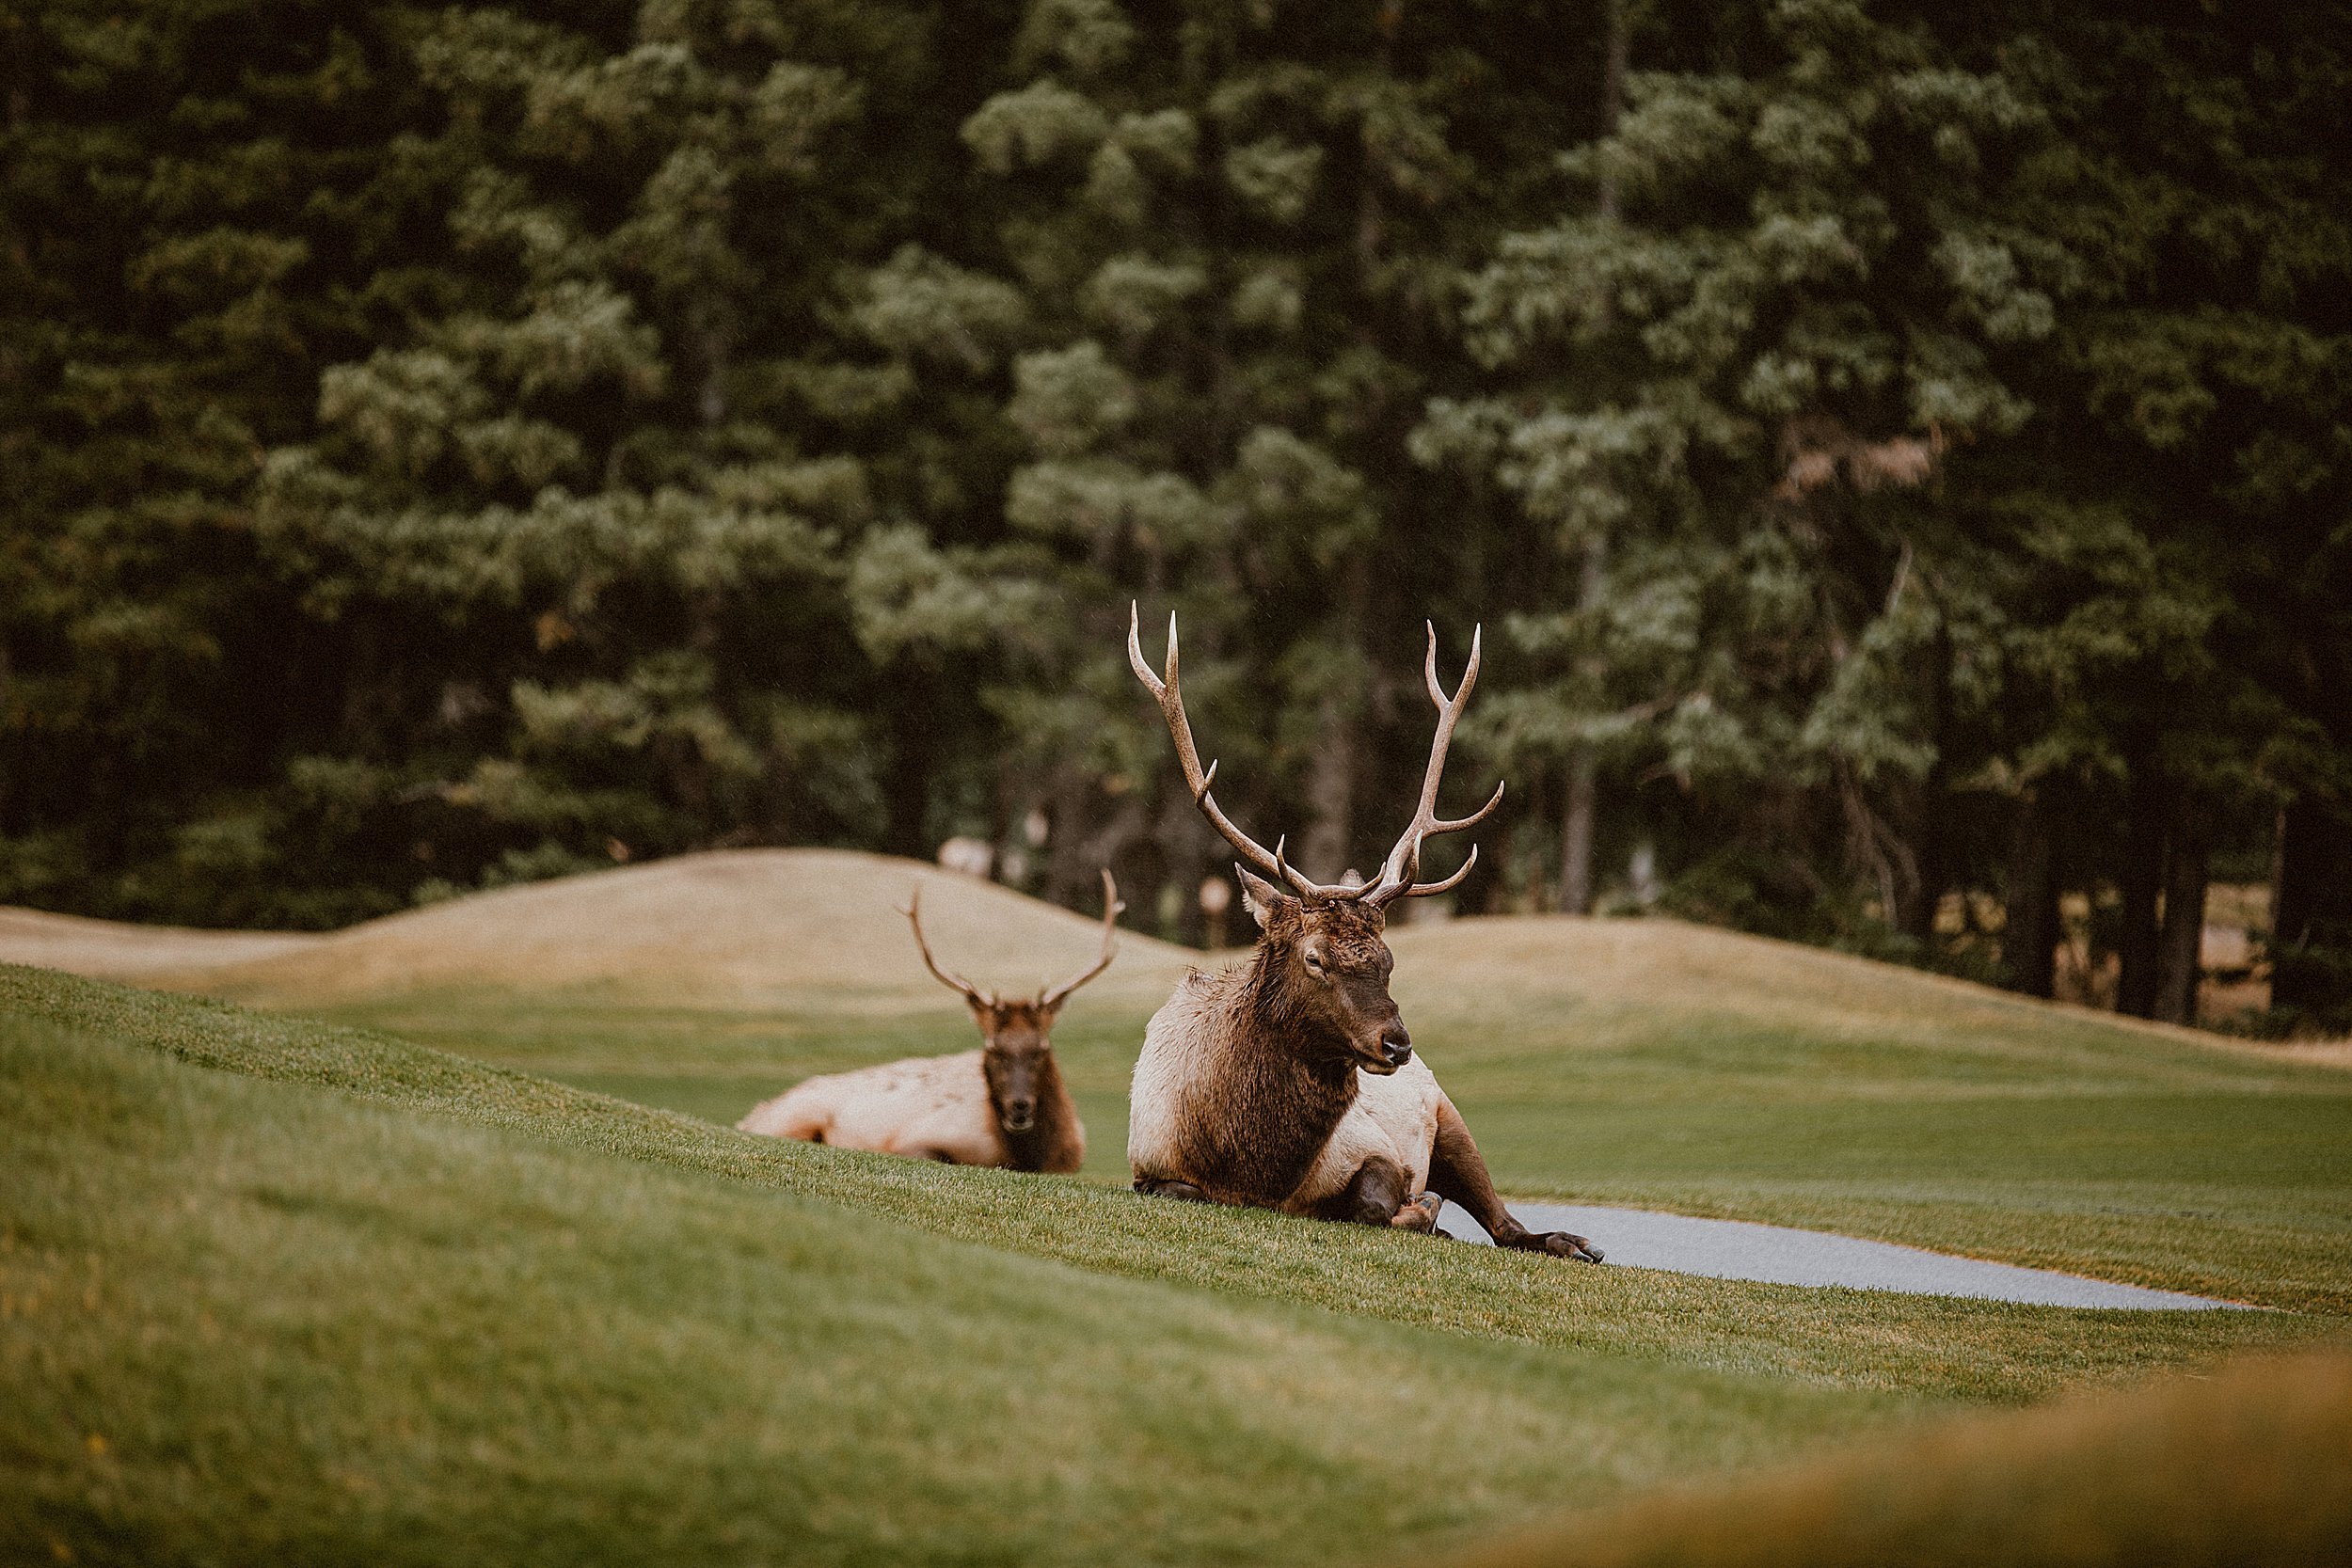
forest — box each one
[4,0,2348,1032]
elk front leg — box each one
[1313,1156,1442,1231]
[1426,1098,1602,1262]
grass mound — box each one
[1452,1349,2352,1568]
[144,848,1200,1007]
[12,853,2346,1311]
[0,905,323,978]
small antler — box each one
[1129,603,1355,901]
[1360,622,1506,907]
[1041,869,1124,1012]
[902,882,995,1007]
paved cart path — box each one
[1438,1201,2245,1310]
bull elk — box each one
[737,872,1119,1172]
[1123,606,1601,1260]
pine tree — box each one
[1431,0,2074,950]
[2005,2,2352,1023]
[255,0,949,906]
[942,0,1591,934]
[1,0,437,923]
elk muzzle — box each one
[1368,1022,1413,1074]
[1000,1095,1038,1133]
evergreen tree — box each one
[2007,2,2352,1023]
[1,0,435,923]
[255,0,958,907]
[941,0,1590,934]
[1431,0,2078,952]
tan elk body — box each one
[737,874,1119,1173]
[1123,608,1601,1259]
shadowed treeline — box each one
[5,0,2349,1032]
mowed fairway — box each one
[1,976,1900,1566]
[5,849,2351,1563]
[160,849,2352,1313]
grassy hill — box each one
[1,964,2343,1568]
[164,849,1201,1009]
[5,973,1888,1566]
[36,849,2334,1313]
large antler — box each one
[1130,604,1502,907]
[902,883,995,1007]
[1360,622,1506,908]
[1128,603,1353,900]
[1041,869,1124,1011]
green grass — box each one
[314,929,2352,1316]
[4,966,2337,1398]
[18,911,2352,1560]
[158,857,2350,1313]
[5,972,1906,1567]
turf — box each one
[4,974,1899,1567]
[314,936,2352,1316]
[2,966,2333,1406]
[4,965,2347,1566]
[97,849,2349,1315]
[12,855,2352,1563]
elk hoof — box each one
[1391,1192,1444,1233]
[1518,1230,1603,1263]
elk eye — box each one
[1303,949,1326,974]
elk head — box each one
[901,869,1122,1135]
[1128,604,1502,1078]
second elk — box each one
[1124,607,1600,1260]
[738,872,1119,1172]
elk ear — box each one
[1234,864,1296,932]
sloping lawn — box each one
[4,966,2344,1565]
[312,920,2352,1315]
[6,976,1888,1568]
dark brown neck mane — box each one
[1172,942,1361,1204]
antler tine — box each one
[901,882,994,1007]
[1129,602,1341,900]
[1406,841,1480,898]
[1365,623,1507,906]
[1041,869,1124,1011]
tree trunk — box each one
[1558,0,1627,916]
[2272,796,2352,1020]
[883,669,937,861]
[1558,539,1607,914]
[1156,788,1211,947]
[1300,561,1370,884]
[2003,787,2060,998]
[2116,770,2169,1018]
[1898,619,1955,949]
[1559,749,1597,915]
[2152,800,2208,1026]
[1299,690,1359,883]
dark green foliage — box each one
[4,0,2349,1019]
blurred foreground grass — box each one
[1447,1348,2352,1568]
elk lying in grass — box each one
[738,873,1119,1172]
[1123,607,1601,1260]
